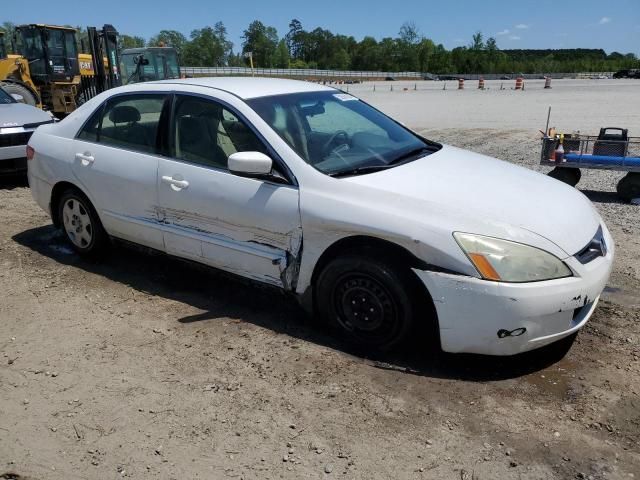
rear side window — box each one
[77,105,103,142]
[77,94,167,154]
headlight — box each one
[453,232,572,282]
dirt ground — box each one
[1,85,640,479]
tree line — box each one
[2,20,638,73]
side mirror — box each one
[228,151,273,177]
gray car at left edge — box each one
[0,86,55,175]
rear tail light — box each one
[26,145,35,160]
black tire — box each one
[616,173,640,202]
[547,167,581,187]
[0,82,38,106]
[316,253,423,351]
[57,189,109,258]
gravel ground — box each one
[0,80,639,480]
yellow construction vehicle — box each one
[1,24,179,116]
[0,24,80,114]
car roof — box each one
[147,77,336,100]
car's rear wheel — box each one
[316,253,421,351]
[57,189,109,257]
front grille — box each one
[0,131,33,148]
[575,226,607,264]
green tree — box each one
[274,39,290,68]
[398,21,420,45]
[242,20,278,68]
[285,19,305,59]
[119,35,145,51]
[182,26,228,67]
[417,38,436,72]
[470,31,484,51]
[148,30,187,58]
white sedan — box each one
[27,78,614,355]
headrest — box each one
[109,105,141,124]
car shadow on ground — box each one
[13,224,572,383]
[581,189,627,205]
[0,175,28,190]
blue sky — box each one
[3,0,639,54]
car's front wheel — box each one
[57,189,109,257]
[316,253,421,351]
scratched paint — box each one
[150,205,303,290]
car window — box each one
[0,88,16,104]
[80,94,166,153]
[172,95,268,170]
[77,105,103,142]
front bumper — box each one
[414,227,615,356]
[0,126,34,174]
[0,156,27,175]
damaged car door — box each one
[156,93,302,288]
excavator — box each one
[0,24,180,117]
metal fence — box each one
[181,67,425,79]
[181,66,617,80]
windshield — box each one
[159,50,180,78]
[0,87,16,104]
[18,27,46,77]
[248,91,438,176]
[121,50,179,84]
[121,53,159,84]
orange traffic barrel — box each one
[458,78,464,89]
[515,77,524,90]
[544,76,552,89]
[478,77,485,90]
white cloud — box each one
[496,29,510,36]
[509,35,521,40]
[515,24,529,29]
[599,17,611,24]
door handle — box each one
[161,175,189,190]
[75,152,94,165]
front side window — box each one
[172,95,268,170]
[77,94,166,153]
[248,91,439,176]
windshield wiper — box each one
[328,164,391,178]
[387,146,435,166]
[328,145,438,178]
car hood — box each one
[0,103,53,128]
[342,144,600,257]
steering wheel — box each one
[322,130,350,156]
